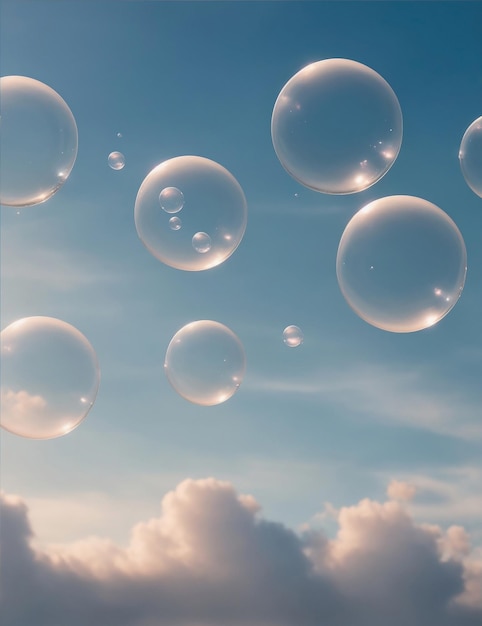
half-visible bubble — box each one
[0,316,100,439]
[0,75,78,207]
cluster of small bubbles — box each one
[459,116,482,198]
[271,58,403,194]
[164,320,246,406]
[0,317,100,439]
[135,156,247,271]
[336,195,467,333]
[283,325,303,347]
[0,75,78,207]
[108,151,125,170]
[169,216,182,231]
[159,186,185,214]
[192,231,211,253]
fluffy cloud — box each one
[387,478,417,501]
[1,479,481,626]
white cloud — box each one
[387,479,417,501]
[1,478,481,626]
[1,388,47,420]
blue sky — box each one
[1,2,482,625]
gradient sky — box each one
[1,2,482,624]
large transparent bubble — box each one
[134,156,247,271]
[0,317,100,439]
[459,116,482,198]
[336,196,467,333]
[164,320,246,406]
[0,76,78,207]
[271,58,403,194]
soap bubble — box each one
[271,58,402,194]
[159,186,184,213]
[164,320,246,406]
[169,216,182,231]
[459,116,482,198]
[134,156,247,271]
[192,231,211,253]
[0,316,100,439]
[283,325,303,347]
[336,195,467,333]
[108,151,125,170]
[0,75,78,207]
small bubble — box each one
[283,325,303,347]
[192,232,211,253]
[159,187,184,214]
[116,132,122,138]
[108,151,125,170]
[169,216,182,231]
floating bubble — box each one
[134,156,247,271]
[459,116,482,198]
[116,132,123,138]
[0,75,78,207]
[169,216,182,231]
[283,325,303,347]
[271,58,402,194]
[336,195,467,333]
[108,151,125,170]
[159,186,185,214]
[164,320,246,406]
[0,316,100,439]
[192,231,211,253]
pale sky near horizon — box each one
[1,3,482,625]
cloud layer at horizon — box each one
[1,478,481,626]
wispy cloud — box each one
[383,466,482,530]
[246,362,482,441]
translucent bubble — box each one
[0,317,100,439]
[169,216,182,231]
[135,156,248,271]
[108,151,125,170]
[159,186,185,214]
[283,325,304,347]
[116,132,123,138]
[271,58,403,194]
[192,231,211,253]
[0,75,78,207]
[164,320,246,406]
[336,195,467,333]
[459,116,482,198]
